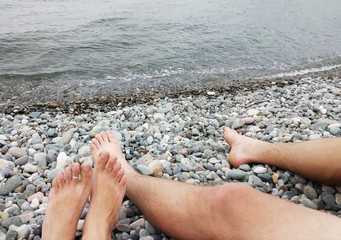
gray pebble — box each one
[0,175,23,196]
[136,165,153,176]
[14,156,29,166]
[303,185,318,200]
[257,173,272,183]
[139,229,150,237]
[145,221,157,235]
[2,216,23,228]
[321,192,335,206]
[299,198,318,210]
[140,237,154,240]
[5,230,18,240]
[231,119,244,130]
[239,164,250,171]
[229,169,246,180]
[8,147,27,159]
[23,163,38,173]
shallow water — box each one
[0,0,340,95]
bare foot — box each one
[82,151,126,240]
[42,163,92,240]
[90,131,135,176]
[223,127,269,167]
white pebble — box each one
[253,166,267,174]
[30,198,40,209]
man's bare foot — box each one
[90,131,135,176]
[223,127,270,167]
[82,151,126,240]
[42,163,92,240]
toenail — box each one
[83,164,90,172]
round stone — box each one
[229,169,246,180]
[253,166,267,174]
[303,185,318,200]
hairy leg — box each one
[224,127,341,185]
[42,163,92,240]
[90,131,341,239]
[82,151,126,240]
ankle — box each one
[83,218,111,240]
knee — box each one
[213,183,253,206]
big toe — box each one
[224,127,237,144]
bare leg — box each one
[82,151,126,240]
[42,163,92,240]
[224,127,341,185]
[90,131,341,239]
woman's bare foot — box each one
[42,163,92,240]
[82,151,126,240]
[223,127,271,167]
[90,131,135,176]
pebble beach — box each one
[1,72,341,239]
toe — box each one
[100,131,109,142]
[224,127,235,144]
[97,151,110,170]
[106,131,115,142]
[106,155,117,171]
[52,177,59,189]
[90,141,97,153]
[115,168,125,183]
[95,133,104,143]
[91,138,100,149]
[64,166,72,184]
[120,174,127,186]
[72,163,81,181]
[56,172,65,187]
[112,161,121,176]
[80,163,93,183]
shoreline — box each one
[0,71,341,239]
[1,67,340,115]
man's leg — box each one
[42,163,92,240]
[82,152,126,240]
[90,132,341,240]
[224,127,341,185]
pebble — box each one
[0,175,23,196]
[30,198,40,209]
[130,218,145,230]
[321,192,335,206]
[23,163,38,173]
[6,230,18,240]
[8,147,27,158]
[229,169,246,180]
[294,174,307,184]
[14,156,29,166]
[303,185,318,200]
[0,74,340,239]
[27,192,44,202]
[257,173,272,183]
[9,224,31,240]
[299,197,318,210]
[2,216,23,228]
[239,164,251,171]
[335,193,341,205]
[272,173,279,183]
[253,166,267,174]
[135,165,153,175]
[56,152,72,169]
[231,119,244,130]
